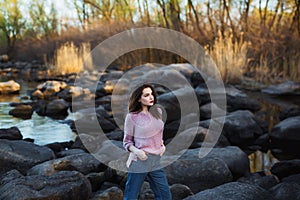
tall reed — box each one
[206,30,248,83]
[51,42,92,75]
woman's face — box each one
[139,87,154,107]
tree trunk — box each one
[156,0,170,28]
[169,0,181,31]
[243,0,251,32]
[207,2,215,36]
[269,0,280,31]
[188,0,206,37]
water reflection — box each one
[249,151,279,174]
[246,90,300,173]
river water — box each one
[0,78,76,145]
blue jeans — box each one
[124,154,172,200]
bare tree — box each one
[188,0,206,37]
[156,0,170,28]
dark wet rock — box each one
[0,139,55,176]
[0,170,92,200]
[269,116,300,160]
[95,95,112,111]
[226,95,261,112]
[105,130,123,141]
[57,86,93,102]
[163,150,233,193]
[71,134,99,152]
[95,82,107,98]
[57,149,86,158]
[86,171,107,191]
[138,182,155,200]
[252,133,270,153]
[74,113,116,134]
[94,140,127,171]
[262,81,300,96]
[158,87,201,122]
[237,172,279,190]
[282,174,300,185]
[9,104,33,119]
[163,146,249,192]
[45,141,74,155]
[27,152,106,176]
[183,182,273,200]
[33,100,48,116]
[270,159,300,180]
[0,126,22,140]
[99,71,124,82]
[91,186,123,200]
[0,80,20,94]
[194,83,260,112]
[214,110,264,153]
[163,63,206,87]
[279,106,300,120]
[163,119,181,139]
[170,184,194,200]
[269,182,300,200]
[46,99,69,119]
[200,102,226,120]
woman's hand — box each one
[128,145,148,160]
[160,145,166,156]
[135,149,148,160]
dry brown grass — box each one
[51,42,92,75]
[206,30,248,83]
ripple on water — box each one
[0,102,76,146]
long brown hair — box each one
[129,84,161,119]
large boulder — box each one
[170,184,194,200]
[9,104,33,119]
[270,159,300,180]
[194,83,260,112]
[0,80,20,94]
[269,116,300,160]
[237,172,278,190]
[0,139,55,176]
[0,170,92,200]
[216,110,264,153]
[90,186,123,200]
[158,87,201,122]
[183,182,273,200]
[0,127,23,140]
[163,147,243,193]
[46,99,70,119]
[27,153,106,176]
[262,81,300,95]
[268,182,300,200]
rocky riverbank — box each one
[1,62,300,199]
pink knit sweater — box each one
[123,110,165,167]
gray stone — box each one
[0,170,92,200]
[0,139,55,176]
[0,127,22,140]
[27,153,105,176]
[183,182,273,200]
[262,81,300,95]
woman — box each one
[123,84,172,200]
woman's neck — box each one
[141,106,149,113]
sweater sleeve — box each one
[123,114,135,151]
